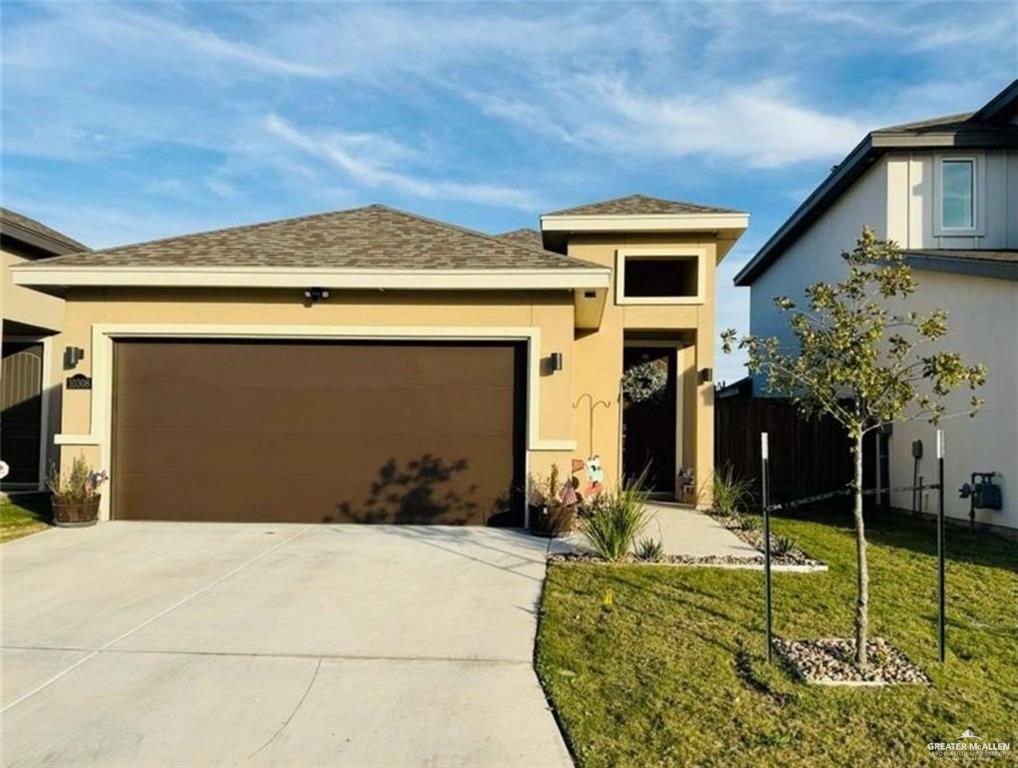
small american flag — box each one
[560,483,578,507]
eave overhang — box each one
[904,251,1018,281]
[10,265,612,292]
[540,212,750,261]
[1,221,87,256]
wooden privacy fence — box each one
[715,396,860,508]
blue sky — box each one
[2,1,1016,382]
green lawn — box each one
[0,493,52,542]
[537,509,1018,767]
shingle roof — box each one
[545,194,742,217]
[876,112,975,133]
[28,204,602,271]
[497,228,545,250]
[1,207,88,253]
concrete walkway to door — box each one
[554,503,761,559]
[1,523,571,768]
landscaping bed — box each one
[709,510,824,566]
[773,637,931,686]
[536,509,1017,767]
[548,550,827,572]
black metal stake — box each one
[761,432,772,663]
[937,429,946,662]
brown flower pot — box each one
[51,496,101,527]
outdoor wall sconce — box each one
[303,287,330,303]
[550,352,564,372]
[63,346,85,369]
[698,367,713,384]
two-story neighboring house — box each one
[734,80,1018,536]
[1,209,88,491]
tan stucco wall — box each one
[1,246,65,332]
[566,233,719,504]
[52,231,725,511]
[53,287,577,487]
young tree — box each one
[722,228,986,666]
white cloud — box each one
[3,4,329,79]
[2,0,1013,230]
[567,77,870,168]
[263,114,539,210]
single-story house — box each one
[733,80,1018,535]
[12,196,748,525]
[1,208,89,491]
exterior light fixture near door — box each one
[64,346,85,369]
[550,352,564,372]
[698,367,713,384]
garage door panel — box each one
[113,464,511,525]
[113,341,523,525]
[116,343,515,389]
[115,429,514,482]
[116,382,514,437]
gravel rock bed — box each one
[710,514,822,566]
[774,637,932,686]
[548,552,826,570]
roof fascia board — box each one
[540,212,749,233]
[11,266,611,290]
[870,131,1018,149]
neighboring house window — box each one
[934,154,982,236]
[615,247,706,305]
[941,159,974,230]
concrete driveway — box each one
[1,523,572,767]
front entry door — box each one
[622,346,677,495]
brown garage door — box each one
[112,340,525,525]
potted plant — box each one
[528,464,577,537]
[48,456,108,527]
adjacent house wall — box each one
[887,270,1017,532]
[749,159,889,369]
[2,243,65,489]
[747,148,1017,531]
[2,245,65,333]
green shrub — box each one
[582,479,651,562]
[712,466,754,518]
[635,537,664,562]
[773,535,798,557]
[47,456,107,501]
[741,514,762,532]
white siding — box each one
[887,271,1018,531]
[749,158,889,366]
[886,149,1018,249]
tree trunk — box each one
[853,433,870,667]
